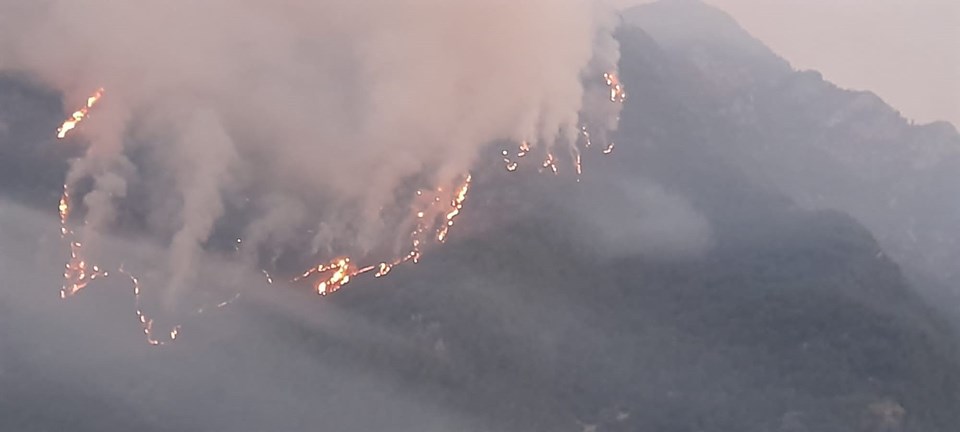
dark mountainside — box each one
[2,2,960,431]
[625,0,960,320]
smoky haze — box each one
[0,0,623,302]
[0,163,711,431]
[706,0,960,127]
[3,0,960,431]
[616,0,960,126]
[0,200,479,431]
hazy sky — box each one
[704,0,959,127]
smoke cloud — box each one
[0,1,624,301]
[569,177,713,260]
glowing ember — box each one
[437,174,471,243]
[57,88,105,139]
[50,68,627,347]
[574,149,583,180]
[518,141,531,157]
[293,174,471,295]
[375,262,393,277]
[60,191,182,346]
[502,149,518,172]
[59,186,107,298]
[499,70,628,176]
[603,142,615,155]
[296,257,359,296]
[604,72,626,103]
[581,126,593,148]
[59,184,235,345]
[61,241,107,298]
[541,153,559,175]
[503,141,534,172]
[261,269,274,284]
[120,267,182,346]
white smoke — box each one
[0,0,624,302]
[573,178,713,260]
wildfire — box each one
[502,149,518,172]
[293,174,472,295]
[121,267,181,346]
[518,141,530,157]
[604,72,626,103]
[541,153,559,174]
[59,186,107,298]
[502,141,535,172]
[499,72,624,176]
[59,184,231,345]
[574,149,583,179]
[316,257,358,296]
[261,269,274,284]
[294,257,361,296]
[58,189,70,230]
[437,174,471,243]
[50,68,626,346]
[57,88,105,139]
[61,241,108,298]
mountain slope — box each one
[622,0,791,93]
[624,0,960,318]
[0,9,959,432]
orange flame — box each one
[541,153,559,175]
[59,186,107,298]
[518,141,531,157]
[604,72,626,103]
[57,88,105,139]
[52,69,627,346]
[502,149,518,172]
[121,266,181,346]
[294,257,361,296]
[437,174,471,243]
[293,174,472,295]
[580,126,593,148]
[58,184,236,345]
[574,149,583,181]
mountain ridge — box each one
[623,0,960,316]
[0,7,959,430]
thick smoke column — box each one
[0,1,623,302]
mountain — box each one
[623,0,960,316]
[0,73,73,204]
[622,0,790,93]
[1,2,960,431]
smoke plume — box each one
[0,0,623,302]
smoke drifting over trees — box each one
[2,1,959,431]
[0,0,623,297]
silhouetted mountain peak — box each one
[619,1,960,301]
[622,0,791,90]
[2,15,960,431]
